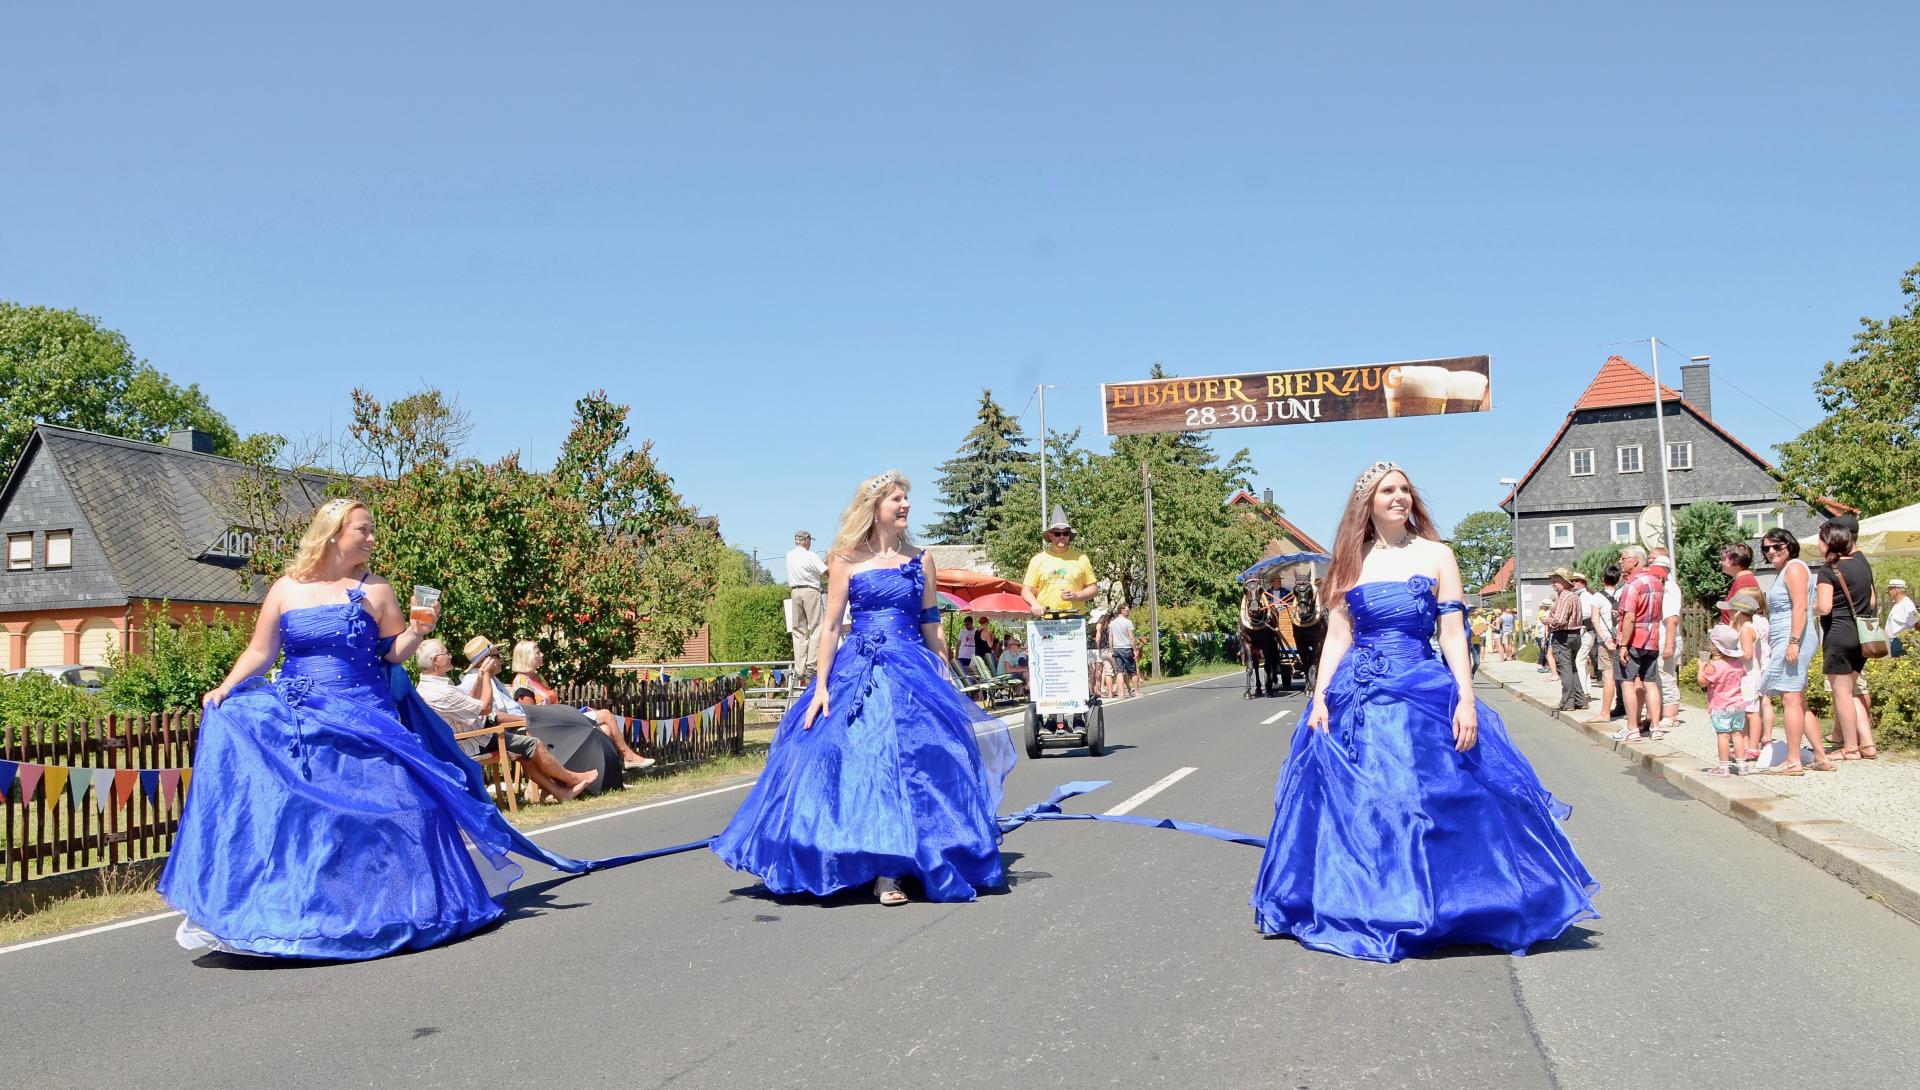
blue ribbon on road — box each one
[996,780,1265,847]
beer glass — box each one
[410,585,441,627]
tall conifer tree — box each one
[927,389,1033,544]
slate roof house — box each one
[1500,356,1832,619]
[0,425,332,670]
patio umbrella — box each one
[958,591,1033,619]
[937,590,971,611]
[1801,501,1920,558]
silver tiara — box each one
[321,498,353,515]
[1352,461,1404,497]
[864,471,900,497]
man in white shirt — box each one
[1651,550,1683,729]
[416,638,597,802]
[786,530,828,686]
[1108,603,1140,698]
[1888,578,1916,658]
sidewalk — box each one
[1480,657,1920,925]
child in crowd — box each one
[1699,623,1749,776]
[1717,590,1773,762]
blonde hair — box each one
[829,471,913,560]
[287,498,369,580]
[511,639,542,675]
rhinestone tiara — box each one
[863,470,901,497]
[1352,461,1404,497]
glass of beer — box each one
[1444,369,1490,414]
[410,585,441,627]
[1385,365,1450,417]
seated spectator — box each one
[415,638,598,802]
[510,639,655,771]
[464,637,639,793]
[1002,637,1030,692]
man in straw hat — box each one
[1021,505,1098,617]
[1545,567,1589,712]
[416,637,599,802]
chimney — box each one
[167,428,216,454]
[1680,361,1712,419]
[1262,487,1274,506]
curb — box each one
[1487,675,1920,926]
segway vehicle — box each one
[1022,610,1106,758]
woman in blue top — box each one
[1251,462,1598,962]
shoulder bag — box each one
[1836,558,1889,659]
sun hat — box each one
[1716,591,1763,615]
[1891,578,1908,589]
[1569,570,1589,584]
[1709,623,1743,658]
[462,636,496,664]
[1550,567,1577,584]
[1650,555,1674,571]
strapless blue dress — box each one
[1251,576,1598,962]
[157,584,631,960]
[711,555,1017,901]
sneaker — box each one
[1608,725,1637,742]
[1706,764,1732,777]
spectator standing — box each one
[1756,528,1835,775]
[1699,624,1749,777]
[1545,569,1588,711]
[1468,610,1488,674]
[1816,521,1880,759]
[1585,565,1623,725]
[1717,590,1773,761]
[1719,543,1761,625]
[1499,608,1516,659]
[1611,545,1666,740]
[1887,578,1915,658]
[1534,604,1554,676]
[976,627,998,674]
[956,615,979,678]
[786,531,828,686]
[1109,603,1140,698]
[1650,549,1684,731]
[1571,571,1598,701]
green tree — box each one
[346,386,474,479]
[0,302,237,474]
[926,389,1034,544]
[1673,500,1743,608]
[103,606,254,714]
[1450,510,1513,589]
[1775,261,1920,517]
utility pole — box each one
[1142,458,1162,680]
[1037,383,1049,530]
[1650,338,1677,557]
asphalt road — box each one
[6,674,1920,1089]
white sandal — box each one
[875,877,909,907]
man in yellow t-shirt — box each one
[1022,507,1098,616]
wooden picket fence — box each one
[1,710,201,885]
[0,677,743,887]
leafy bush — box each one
[0,671,103,742]
[1517,644,1541,665]
[1674,500,1743,608]
[1575,544,1624,587]
[1861,654,1920,751]
[1678,658,1701,694]
[708,585,793,663]
[103,606,253,714]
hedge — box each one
[709,585,794,663]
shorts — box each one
[1113,648,1138,676]
[1617,646,1660,682]
[1710,709,1746,735]
[463,728,541,760]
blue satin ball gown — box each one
[157,581,633,960]
[711,554,1017,901]
[1251,576,1598,962]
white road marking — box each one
[0,912,183,956]
[1104,767,1198,816]
[1260,709,1293,726]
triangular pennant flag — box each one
[139,769,161,801]
[180,769,193,797]
[66,767,93,806]
[159,769,180,803]
[18,763,44,804]
[41,766,69,806]
[114,770,139,810]
[0,759,16,801]
[91,771,114,813]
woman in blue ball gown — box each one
[1251,462,1598,962]
[158,499,635,960]
[712,471,1017,906]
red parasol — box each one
[957,591,1032,619]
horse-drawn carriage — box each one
[1238,551,1329,699]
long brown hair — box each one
[1322,464,1441,603]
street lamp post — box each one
[1500,475,1522,646]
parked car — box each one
[1,665,114,691]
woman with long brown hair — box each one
[1250,462,1597,962]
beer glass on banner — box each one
[1444,369,1490,413]
[410,585,441,628]
[1385,365,1450,417]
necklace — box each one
[1374,531,1415,550]
[870,535,902,562]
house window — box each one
[6,533,30,572]
[1611,519,1636,544]
[1738,509,1785,537]
[1667,442,1693,470]
[45,530,72,569]
[1569,448,1595,476]
[1549,522,1574,549]
[1617,445,1643,473]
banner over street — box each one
[1101,356,1492,435]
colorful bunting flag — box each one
[160,769,180,802]
[41,766,69,806]
[18,763,43,804]
[180,769,193,797]
[114,770,139,810]
[139,769,161,801]
[66,767,93,806]
[0,759,15,800]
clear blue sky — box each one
[6,3,1915,579]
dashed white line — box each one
[1260,709,1293,726]
[1104,767,1198,816]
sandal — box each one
[875,877,909,907]
[1757,765,1805,776]
[1808,760,1839,772]
[1860,746,1880,760]
[1837,748,1863,760]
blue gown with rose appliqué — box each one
[1251,576,1598,962]
[711,554,1017,901]
[156,584,639,960]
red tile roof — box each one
[1226,491,1330,554]
[1479,557,1514,596]
[1573,355,1683,412]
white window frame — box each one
[1549,522,1575,549]
[1667,441,1693,470]
[44,529,72,570]
[1738,509,1785,537]
[1610,519,1636,544]
[6,533,30,572]
[1568,448,1595,477]
[1617,445,1643,474]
